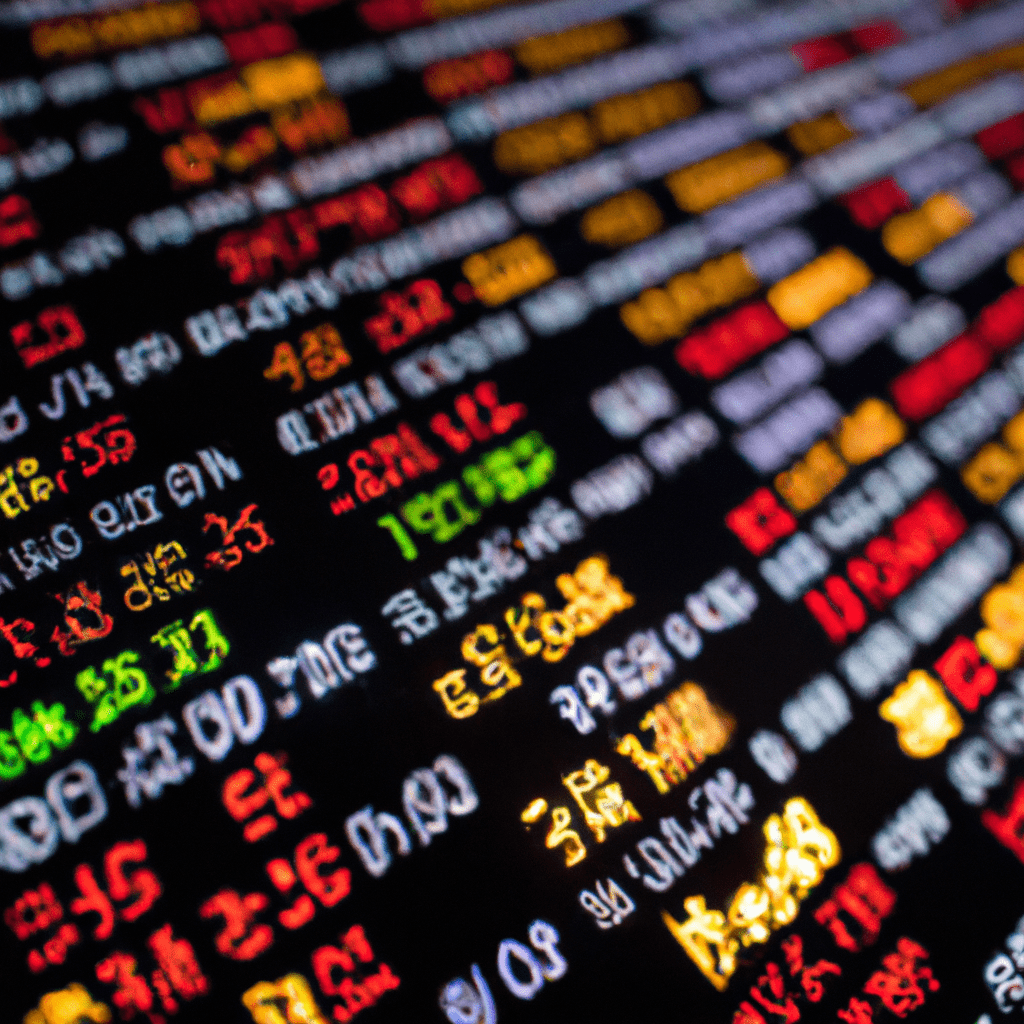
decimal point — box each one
[521,798,548,823]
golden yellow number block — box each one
[1008,245,1024,285]
[835,398,906,466]
[513,19,631,74]
[242,55,326,111]
[461,623,522,693]
[563,758,640,842]
[961,410,1024,504]
[24,985,111,1024]
[775,440,847,512]
[618,684,734,793]
[881,193,973,265]
[727,880,773,945]
[664,142,789,214]
[976,566,1024,670]
[433,668,481,719]
[786,113,856,155]
[664,797,838,989]
[620,250,759,344]
[492,114,596,175]
[766,246,873,330]
[580,190,663,248]
[961,441,1023,504]
[242,974,327,1024]
[522,797,588,866]
[668,682,734,756]
[462,235,557,306]
[556,555,635,636]
[762,796,840,919]
[879,671,963,758]
[663,896,738,991]
[617,732,676,793]
[591,81,700,145]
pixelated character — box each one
[331,964,400,1022]
[5,882,63,939]
[726,488,797,555]
[460,624,521,696]
[95,953,163,1023]
[617,731,678,793]
[762,797,841,927]
[837,997,875,1024]
[727,881,772,947]
[746,961,799,1023]
[814,863,896,952]
[121,543,194,611]
[780,934,840,1002]
[562,759,640,843]
[364,279,453,353]
[311,926,400,1021]
[62,414,136,478]
[863,938,939,1018]
[199,889,274,960]
[983,778,1024,863]
[879,672,962,758]
[668,683,734,760]
[0,458,56,518]
[0,614,38,659]
[242,973,327,1024]
[148,924,208,1011]
[76,652,154,732]
[266,856,316,929]
[439,964,496,1024]
[71,840,162,940]
[117,717,194,808]
[381,589,439,645]
[266,833,351,929]
[52,581,114,655]
[663,896,738,991]
[934,636,997,711]
[222,751,312,842]
[521,798,587,867]
[318,184,399,244]
[733,1002,767,1024]
[23,984,111,1024]
[203,504,273,570]
[150,609,229,687]
[33,923,82,971]
[556,555,635,636]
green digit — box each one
[77,664,118,732]
[462,463,497,507]
[151,621,199,687]
[0,732,24,779]
[516,431,556,490]
[378,512,417,561]
[426,481,479,542]
[75,666,106,703]
[377,513,419,560]
[190,609,230,673]
[105,650,154,715]
[12,708,49,764]
[32,701,77,749]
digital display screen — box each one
[3,0,1024,1020]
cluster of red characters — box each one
[215,155,483,287]
[317,380,527,515]
[733,863,938,1024]
[5,840,208,1020]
